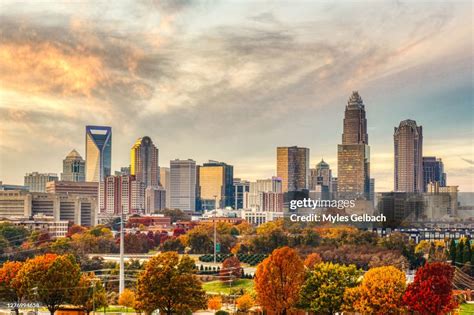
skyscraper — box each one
[85,125,112,182]
[394,119,423,193]
[61,149,85,182]
[309,159,332,199]
[233,178,250,210]
[130,136,159,187]
[423,156,446,191]
[170,159,197,213]
[276,146,309,192]
[337,92,370,199]
[160,167,170,208]
[342,91,368,145]
[198,160,234,210]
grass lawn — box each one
[97,306,137,313]
[203,279,254,295]
[461,304,474,315]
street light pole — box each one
[119,205,125,294]
[213,195,217,264]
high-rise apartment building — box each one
[24,172,59,192]
[170,159,197,213]
[130,136,159,187]
[160,167,170,208]
[198,160,234,210]
[99,175,145,215]
[61,149,85,182]
[276,146,309,192]
[337,92,370,199]
[85,125,112,182]
[394,120,423,193]
[423,156,446,191]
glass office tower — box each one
[85,125,112,182]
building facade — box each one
[170,159,197,213]
[85,125,112,182]
[423,156,446,191]
[277,146,309,192]
[0,190,97,226]
[46,181,98,197]
[130,136,159,188]
[145,186,166,213]
[233,178,250,210]
[337,92,370,199]
[99,175,145,215]
[160,167,170,208]
[244,177,283,211]
[198,160,234,210]
[394,119,423,193]
[24,172,59,193]
[61,149,86,182]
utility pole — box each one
[213,195,218,264]
[92,281,95,315]
[119,205,125,294]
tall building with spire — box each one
[337,92,370,199]
[394,119,423,193]
[130,136,159,188]
[85,126,112,182]
[61,149,85,182]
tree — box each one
[236,293,254,312]
[162,209,190,223]
[72,273,107,315]
[449,239,456,264]
[17,254,81,315]
[304,253,322,269]
[118,289,135,312]
[403,262,457,315]
[463,240,472,264]
[255,246,305,314]
[136,252,206,315]
[220,256,241,282]
[456,239,465,265]
[298,262,360,314]
[343,266,406,314]
[0,261,24,315]
[207,296,222,310]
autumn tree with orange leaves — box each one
[343,265,406,314]
[0,261,24,315]
[17,254,81,315]
[255,246,305,315]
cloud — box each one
[460,157,474,165]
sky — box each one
[0,0,472,192]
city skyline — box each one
[0,1,472,191]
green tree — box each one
[17,254,81,315]
[298,262,361,314]
[136,252,206,315]
[456,239,465,265]
[463,240,471,264]
[72,273,107,315]
[0,223,29,246]
[449,239,456,265]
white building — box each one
[170,159,197,213]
